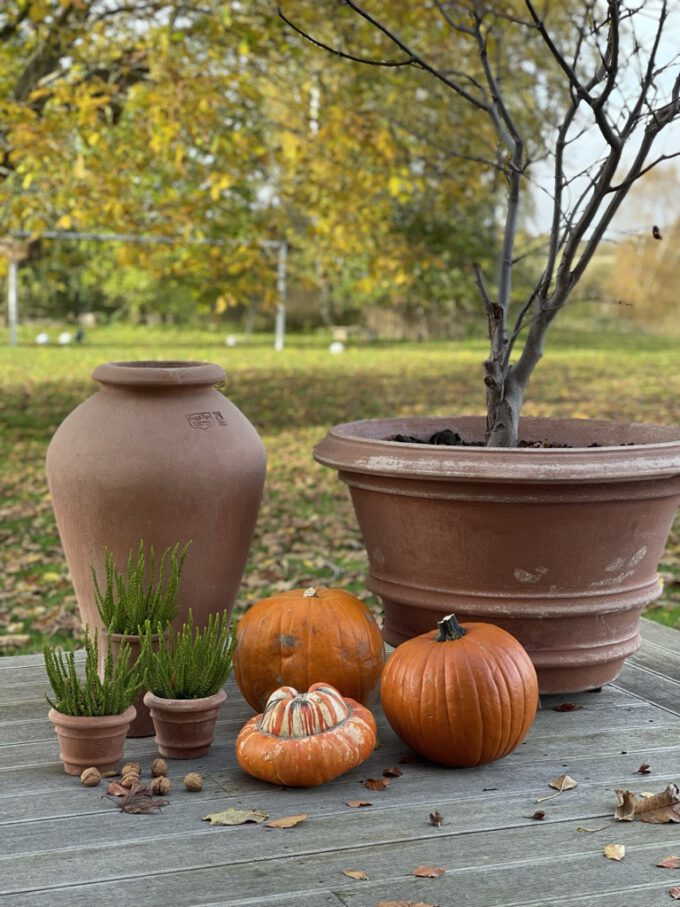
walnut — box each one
[151,776,171,795]
[80,767,102,787]
[183,772,203,792]
[121,761,141,776]
[119,772,141,789]
[151,758,168,778]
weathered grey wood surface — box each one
[1,618,679,907]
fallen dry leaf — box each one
[553,702,583,712]
[657,856,680,869]
[614,785,680,824]
[536,774,578,802]
[429,810,444,827]
[550,774,578,792]
[264,814,307,829]
[346,800,372,808]
[576,824,609,833]
[603,844,626,861]
[342,869,369,881]
[410,865,445,878]
[104,782,167,814]
[383,766,403,778]
[364,777,391,791]
[637,762,652,774]
[530,810,546,821]
[670,886,680,900]
[202,808,268,826]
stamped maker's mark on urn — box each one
[186,411,228,430]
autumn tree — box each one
[279,1,680,444]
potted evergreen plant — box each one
[141,611,236,758]
[280,3,680,692]
[45,629,141,774]
[94,540,190,737]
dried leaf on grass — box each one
[346,800,372,808]
[410,865,445,878]
[657,856,680,869]
[342,869,369,881]
[603,844,626,861]
[536,774,577,803]
[202,808,268,826]
[364,777,391,791]
[264,814,307,829]
[429,810,444,827]
[614,785,680,824]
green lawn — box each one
[2,321,679,654]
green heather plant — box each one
[92,541,190,635]
[141,610,236,700]
[44,628,142,716]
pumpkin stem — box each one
[303,587,319,598]
[435,613,467,642]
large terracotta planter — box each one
[48,705,136,775]
[314,416,680,694]
[46,361,266,636]
[144,689,226,758]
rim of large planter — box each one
[92,361,225,387]
[313,415,680,483]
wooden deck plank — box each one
[0,618,678,907]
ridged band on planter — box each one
[46,361,266,638]
[48,706,136,775]
[143,689,226,758]
[313,416,680,694]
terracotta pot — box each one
[46,361,266,636]
[48,705,136,775]
[144,688,226,758]
[314,416,680,694]
[104,631,161,738]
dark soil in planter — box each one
[389,429,599,448]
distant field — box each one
[1,322,679,654]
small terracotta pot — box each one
[48,705,136,775]
[104,631,161,738]
[144,689,226,758]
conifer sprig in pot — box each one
[93,540,190,635]
[45,628,141,774]
[141,611,236,758]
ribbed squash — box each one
[235,682,377,787]
[381,614,538,767]
[233,586,384,711]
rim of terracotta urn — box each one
[143,688,227,712]
[313,415,680,483]
[48,704,137,730]
[92,361,225,388]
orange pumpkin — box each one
[381,614,538,767]
[233,586,384,711]
[235,682,377,787]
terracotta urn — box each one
[104,631,160,738]
[48,705,136,775]
[144,689,226,758]
[314,415,680,694]
[46,361,266,636]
